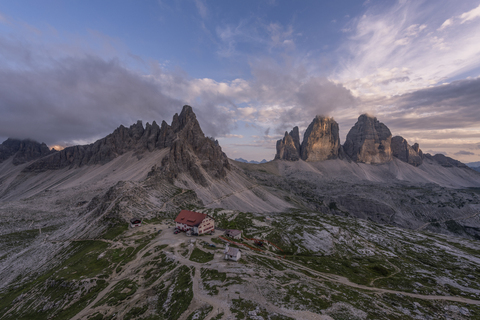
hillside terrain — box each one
[1,209,480,320]
[1,105,480,319]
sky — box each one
[0,0,480,162]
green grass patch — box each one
[102,223,128,240]
[189,247,214,263]
[201,268,226,295]
[95,279,137,307]
[124,304,148,320]
[156,265,194,320]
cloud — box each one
[460,3,480,23]
[153,56,356,137]
[221,134,244,139]
[382,78,480,131]
[194,0,208,19]
[337,1,480,96]
[454,150,475,156]
[0,56,183,146]
[215,19,296,57]
[425,150,447,156]
[440,3,480,29]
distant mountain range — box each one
[234,158,268,164]
[466,161,480,172]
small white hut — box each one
[224,244,241,261]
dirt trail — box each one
[252,252,480,305]
[369,260,401,286]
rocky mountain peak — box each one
[343,114,392,164]
[274,116,342,162]
[158,105,230,186]
[0,138,55,165]
[274,127,301,161]
[391,136,423,166]
[300,116,341,161]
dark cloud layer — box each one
[384,78,480,132]
[454,150,475,156]
[0,56,185,146]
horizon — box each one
[1,1,479,162]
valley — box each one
[1,106,480,319]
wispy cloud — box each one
[337,0,480,97]
[194,0,208,20]
[439,3,480,30]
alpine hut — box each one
[174,210,215,235]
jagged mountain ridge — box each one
[22,106,230,187]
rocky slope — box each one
[0,138,54,165]
[2,209,480,320]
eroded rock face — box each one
[159,105,230,186]
[301,116,341,161]
[274,127,301,161]
[343,114,392,164]
[0,138,54,165]
[391,136,423,166]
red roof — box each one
[175,210,213,227]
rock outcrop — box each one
[274,127,301,161]
[424,154,468,168]
[0,138,54,165]
[300,116,341,161]
[343,114,392,164]
[391,136,423,166]
[23,105,230,187]
[158,105,230,186]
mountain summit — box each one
[343,114,392,164]
[275,116,342,161]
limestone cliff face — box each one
[158,105,230,186]
[0,138,54,165]
[24,105,230,186]
[274,127,301,161]
[391,136,423,166]
[343,114,392,164]
[300,116,341,161]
